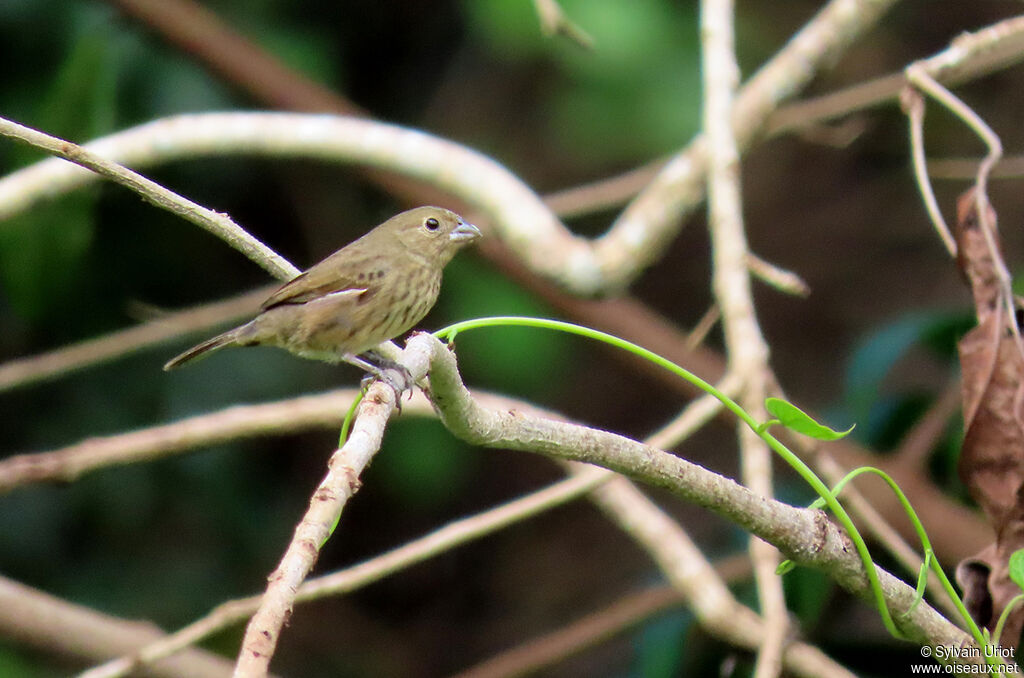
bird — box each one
[163,206,481,391]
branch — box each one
[27,332,973,674]
[0,285,993,570]
[451,586,684,678]
[80,467,613,678]
[409,332,977,654]
[598,0,897,289]
[531,0,594,49]
[0,116,298,280]
[82,378,854,678]
[231,377,400,675]
[0,574,249,678]
[0,388,368,495]
[0,0,896,295]
[0,286,270,393]
[72,383,735,677]
[701,0,786,673]
[589,473,853,678]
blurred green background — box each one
[1,1,1023,676]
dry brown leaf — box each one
[954,188,1024,646]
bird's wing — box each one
[261,255,369,310]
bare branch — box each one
[702,0,786,673]
[928,155,1024,180]
[904,19,1022,364]
[531,0,594,49]
[0,0,896,295]
[79,466,612,678]
[0,388,365,495]
[0,116,298,280]
[902,88,955,255]
[232,378,399,676]
[450,585,685,678]
[0,575,247,678]
[746,252,811,297]
[0,287,270,393]
[449,557,740,678]
[590,474,853,678]
[82,377,850,678]
[411,332,977,654]
[606,0,897,290]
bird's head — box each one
[389,206,482,265]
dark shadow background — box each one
[1,1,1023,676]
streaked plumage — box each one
[164,206,480,379]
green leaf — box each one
[1009,549,1024,591]
[765,397,854,441]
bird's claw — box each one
[362,361,414,412]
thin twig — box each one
[746,252,811,297]
[905,64,1003,250]
[531,0,594,49]
[0,116,298,280]
[450,585,685,678]
[683,305,722,353]
[928,155,1024,180]
[893,378,962,471]
[541,159,666,218]
[0,388,366,495]
[0,286,270,393]
[447,551,743,678]
[902,87,956,256]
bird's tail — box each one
[163,325,249,370]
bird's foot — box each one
[356,356,413,411]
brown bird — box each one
[164,206,481,389]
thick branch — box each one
[407,332,976,654]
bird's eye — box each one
[424,217,440,231]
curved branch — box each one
[406,332,977,655]
[17,332,976,673]
[0,2,896,295]
[77,379,854,678]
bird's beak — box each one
[450,220,482,243]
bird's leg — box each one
[344,352,413,406]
